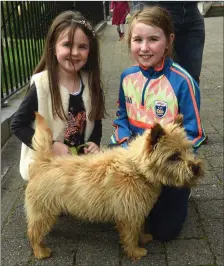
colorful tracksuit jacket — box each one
[110,56,206,149]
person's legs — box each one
[173,22,205,85]
[174,29,205,85]
[145,186,190,241]
[173,13,208,143]
[116,25,121,38]
[119,24,125,40]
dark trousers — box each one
[166,2,205,85]
[145,186,191,241]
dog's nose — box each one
[189,162,200,176]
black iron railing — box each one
[1,1,60,104]
[1,1,105,105]
[1,1,75,105]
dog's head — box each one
[128,115,204,187]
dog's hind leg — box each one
[27,211,57,259]
[116,219,147,260]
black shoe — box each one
[201,135,208,145]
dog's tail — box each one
[32,112,53,162]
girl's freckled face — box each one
[131,22,169,69]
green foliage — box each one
[1,38,43,93]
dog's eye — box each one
[168,152,180,161]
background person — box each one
[110,1,130,40]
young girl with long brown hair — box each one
[11,11,105,181]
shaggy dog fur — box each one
[25,113,204,260]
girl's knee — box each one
[145,210,188,241]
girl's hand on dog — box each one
[84,142,100,154]
[52,142,71,156]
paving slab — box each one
[166,239,214,266]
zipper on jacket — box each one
[141,78,151,106]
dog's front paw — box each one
[34,247,52,259]
[129,247,147,260]
[139,233,153,245]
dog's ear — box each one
[174,114,184,127]
[150,123,165,146]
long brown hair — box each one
[33,11,105,121]
[127,6,175,57]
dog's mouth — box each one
[187,160,204,178]
[173,163,204,188]
[184,164,204,187]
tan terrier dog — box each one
[25,113,204,260]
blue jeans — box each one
[131,2,205,85]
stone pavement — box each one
[1,17,223,266]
